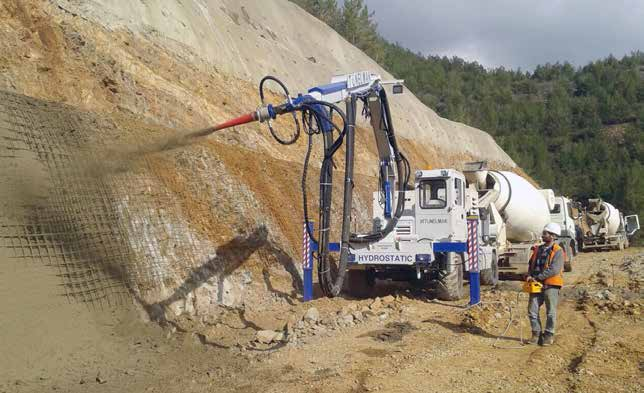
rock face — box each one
[0,0,517,318]
[53,0,514,167]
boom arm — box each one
[205,71,408,297]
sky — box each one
[364,0,644,71]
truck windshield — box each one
[419,179,447,209]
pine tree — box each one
[290,1,643,238]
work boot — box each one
[527,331,541,345]
[541,332,555,346]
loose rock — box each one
[382,295,396,304]
[304,307,320,323]
[370,298,383,311]
[341,314,354,324]
[256,330,279,344]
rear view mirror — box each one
[392,84,404,94]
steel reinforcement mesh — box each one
[0,89,208,306]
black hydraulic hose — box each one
[279,99,347,298]
[259,76,300,145]
[401,152,411,187]
[379,88,402,162]
[350,89,409,243]
[379,88,409,221]
[301,129,317,244]
[317,122,336,297]
[300,101,347,244]
[325,95,357,296]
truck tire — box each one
[343,269,374,299]
[564,243,573,272]
[437,253,465,301]
[563,248,573,272]
[480,254,499,286]
[571,240,578,256]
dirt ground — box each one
[1,248,641,393]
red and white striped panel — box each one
[302,222,311,269]
[467,219,478,271]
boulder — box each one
[369,298,382,311]
[382,295,396,304]
[304,307,320,323]
[255,330,279,344]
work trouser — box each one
[528,287,559,334]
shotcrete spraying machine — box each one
[203,72,495,301]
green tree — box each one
[291,1,644,232]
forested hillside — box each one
[294,0,644,220]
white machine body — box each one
[550,195,579,261]
[550,196,577,239]
[486,171,551,242]
[348,169,495,273]
[579,198,640,250]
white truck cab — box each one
[550,196,578,271]
[346,168,496,300]
[415,169,468,244]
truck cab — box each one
[415,169,468,245]
[346,169,496,299]
[550,196,577,271]
[575,198,640,251]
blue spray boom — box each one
[202,72,399,133]
[202,72,408,297]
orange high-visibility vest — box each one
[529,243,564,287]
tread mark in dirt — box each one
[566,314,599,393]
[348,371,370,393]
[359,347,390,358]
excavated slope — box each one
[53,0,514,165]
[0,0,518,318]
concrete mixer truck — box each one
[461,162,561,276]
[575,198,640,251]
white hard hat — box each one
[543,223,561,236]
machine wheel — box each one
[564,243,573,272]
[343,269,374,299]
[437,253,465,301]
[563,253,572,272]
[571,240,578,256]
[559,241,573,272]
[480,254,499,286]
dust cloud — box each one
[84,125,220,176]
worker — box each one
[526,222,564,346]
